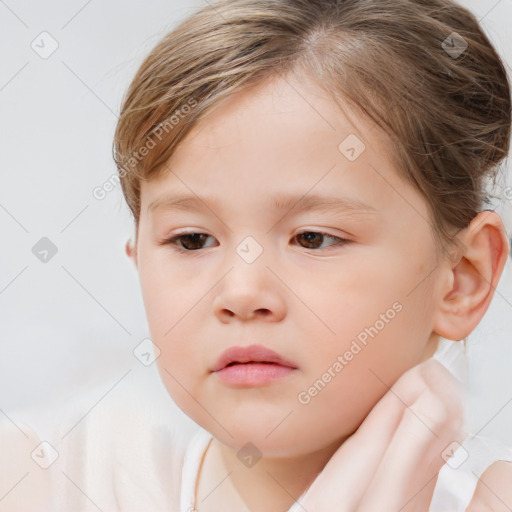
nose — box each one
[212,258,286,323]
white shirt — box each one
[179,422,512,512]
[1,343,511,512]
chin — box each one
[205,421,331,459]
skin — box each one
[467,460,512,512]
[0,422,52,512]
[125,72,510,511]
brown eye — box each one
[162,231,349,254]
[166,233,215,251]
[294,231,349,250]
[179,234,208,250]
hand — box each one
[466,460,512,512]
[297,358,467,512]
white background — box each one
[1,0,511,445]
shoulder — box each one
[48,368,201,510]
[0,416,41,474]
[0,416,52,512]
[430,433,512,512]
[466,460,512,512]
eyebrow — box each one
[148,192,378,216]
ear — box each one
[433,211,510,341]
[125,238,138,268]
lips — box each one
[211,344,297,372]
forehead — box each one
[139,73,428,229]
[176,73,386,156]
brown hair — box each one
[113,0,511,257]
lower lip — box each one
[213,363,296,386]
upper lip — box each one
[211,344,298,372]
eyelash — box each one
[161,231,351,254]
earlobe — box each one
[125,238,138,268]
[433,211,509,341]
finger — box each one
[300,359,445,510]
[358,362,467,512]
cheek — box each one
[137,264,205,391]
[138,251,198,333]
[304,261,434,386]
[293,310,425,443]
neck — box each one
[197,435,346,512]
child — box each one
[115,0,512,509]
[2,0,512,510]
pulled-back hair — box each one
[113,0,511,256]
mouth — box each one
[211,344,298,372]
[225,361,275,366]
[214,361,296,386]
[211,345,298,387]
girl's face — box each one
[134,74,448,457]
